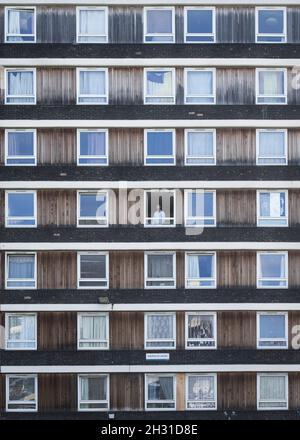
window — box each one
[256,129,287,165]
[6,375,37,412]
[6,253,36,289]
[145,374,175,410]
[77,129,108,166]
[77,68,108,104]
[145,313,176,349]
[144,7,175,43]
[185,129,216,165]
[145,252,176,288]
[77,252,108,288]
[77,191,108,227]
[5,313,37,350]
[5,190,37,227]
[256,8,286,43]
[256,69,287,104]
[185,190,216,227]
[78,375,109,411]
[185,253,216,288]
[185,313,217,349]
[184,7,215,43]
[257,252,288,289]
[144,129,175,165]
[257,190,288,227]
[144,69,175,104]
[5,68,36,104]
[257,312,288,349]
[5,7,36,43]
[185,69,215,104]
[77,313,109,349]
[144,190,175,226]
[76,7,108,43]
[5,129,36,166]
[186,374,217,410]
[257,374,288,410]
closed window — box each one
[77,313,109,349]
[78,375,109,411]
[77,252,108,288]
[77,68,108,104]
[5,313,37,350]
[76,7,108,43]
[257,312,288,349]
[256,129,287,165]
[256,8,286,43]
[257,374,288,410]
[185,129,216,165]
[144,69,175,104]
[6,375,37,412]
[185,190,216,227]
[6,190,37,227]
[256,69,287,104]
[144,7,175,43]
[6,253,36,289]
[144,190,175,227]
[77,129,108,166]
[186,374,217,410]
[184,7,215,43]
[257,252,288,289]
[185,69,215,104]
[77,191,108,227]
[185,313,217,349]
[145,252,176,288]
[145,129,175,165]
[257,190,288,227]
[5,7,36,42]
[145,374,175,410]
[5,69,36,104]
[145,313,176,349]
[5,129,36,166]
[185,253,216,288]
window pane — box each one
[186,71,214,103]
[8,315,36,348]
[80,255,106,279]
[79,132,106,156]
[188,192,214,217]
[260,376,286,400]
[260,254,285,278]
[80,193,106,217]
[187,9,213,34]
[8,255,34,279]
[188,255,213,278]
[147,132,173,156]
[258,131,285,164]
[146,71,173,97]
[80,316,107,341]
[80,376,107,401]
[9,376,35,401]
[260,315,285,339]
[188,375,215,402]
[7,9,34,41]
[8,131,34,157]
[7,71,34,102]
[146,191,174,226]
[147,254,173,278]
[259,71,284,95]
[258,10,284,35]
[147,315,173,339]
[80,71,105,95]
[147,10,172,34]
[79,10,106,40]
[8,193,34,217]
[148,376,174,400]
[188,314,215,339]
[187,131,214,159]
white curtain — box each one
[80,71,105,95]
[8,132,33,156]
[187,71,212,95]
[260,192,285,218]
[259,131,285,161]
[188,255,201,278]
[148,254,173,278]
[147,315,173,339]
[188,132,213,157]
[147,71,172,98]
[188,192,206,217]
[8,71,33,100]
[8,9,21,35]
[260,376,286,401]
[188,376,215,401]
[8,315,35,348]
[259,71,283,95]
[8,256,34,279]
[81,315,106,342]
[79,10,105,36]
[80,132,105,156]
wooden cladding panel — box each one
[289,191,300,226]
[217,190,256,226]
[36,68,76,105]
[0,129,4,165]
[288,311,300,349]
[110,312,144,349]
[0,190,4,227]
[37,128,76,165]
[110,373,144,411]
[289,373,300,409]
[109,68,144,105]
[176,252,185,289]
[176,373,185,411]
[217,251,256,287]
[0,374,4,412]
[176,311,185,350]
[216,68,256,105]
[0,252,4,290]
[37,190,76,226]
[218,312,256,348]
[287,8,300,43]
[109,128,143,165]
[109,251,144,289]
[38,374,77,411]
[108,7,143,43]
[38,312,77,350]
[288,130,300,165]
[37,252,77,289]
[218,373,257,410]
[216,128,256,165]
[288,252,300,288]
[216,7,255,43]
[37,6,76,43]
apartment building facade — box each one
[1,0,300,420]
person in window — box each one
[151,204,166,225]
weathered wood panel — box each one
[0,8,4,43]
[289,373,300,409]
[218,373,257,410]
[218,251,256,287]
[216,7,255,43]
[175,68,184,105]
[109,68,143,105]
[39,374,77,411]
[288,69,300,105]
[0,252,4,289]
[109,7,143,43]
[37,190,76,226]
[218,312,256,348]
[0,129,4,164]
[216,128,256,165]
[0,374,5,412]
[109,129,143,165]
[0,66,5,105]
[110,373,144,410]
[109,251,144,289]
[38,312,77,351]
[38,128,76,165]
[37,6,76,43]
[217,68,256,105]
[176,252,185,289]
[288,129,300,165]
[289,190,300,226]
[287,8,300,43]
[110,312,144,349]
[176,373,185,410]
[176,311,185,350]
[217,190,256,226]
[0,190,4,227]
[36,68,76,105]
[289,312,300,349]
[37,252,77,289]
[289,252,300,288]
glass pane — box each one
[259,131,285,158]
[80,255,106,279]
[188,192,214,217]
[8,132,34,157]
[258,10,284,34]
[9,377,35,401]
[80,315,107,340]
[187,132,214,157]
[8,315,35,342]
[80,193,106,217]
[260,376,286,400]
[8,193,34,217]
[8,255,34,279]
[147,254,173,278]
[79,10,105,35]
[148,376,173,400]
[147,131,173,157]
[81,376,107,401]
[260,254,285,278]
[187,9,213,34]
[260,315,286,339]
[259,71,284,95]
[188,314,214,339]
[146,71,173,97]
[8,71,34,96]
[147,9,172,34]
[188,376,215,401]
[8,9,34,35]
[79,71,106,95]
[147,315,173,339]
[79,132,106,156]
[187,71,213,95]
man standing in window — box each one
[151,204,166,225]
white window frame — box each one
[184,7,216,43]
[185,312,217,350]
[256,68,287,105]
[255,7,287,44]
[257,373,288,410]
[184,68,216,105]
[185,373,217,410]
[78,374,109,411]
[5,313,37,351]
[144,312,176,350]
[6,374,38,412]
[77,252,109,289]
[5,68,36,105]
[5,190,37,228]
[5,128,37,166]
[256,129,288,166]
[76,68,108,105]
[184,129,216,166]
[143,7,175,44]
[144,189,176,227]
[5,6,36,43]
[77,190,109,228]
[144,68,176,105]
[77,129,108,166]
[185,252,216,289]
[257,312,288,350]
[256,190,288,227]
[5,252,37,290]
[184,189,216,227]
[144,129,176,166]
[77,312,109,350]
[76,6,108,44]
[144,251,176,289]
[257,251,288,289]
[145,374,176,411]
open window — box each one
[144,7,175,43]
[185,129,216,165]
[77,68,108,104]
[5,190,37,227]
[185,253,216,288]
[6,375,37,412]
[256,129,287,165]
[144,129,175,165]
[257,312,288,349]
[185,312,217,349]
[77,129,108,166]
[186,374,217,410]
[256,7,286,43]
[145,374,176,410]
[76,7,108,43]
[144,190,175,226]
[185,190,216,227]
[5,68,36,104]
[145,252,176,288]
[256,69,287,104]
[5,7,36,42]
[257,190,288,227]
[144,69,175,104]
[5,313,37,350]
[257,252,288,289]
[77,191,108,227]
[257,373,288,410]
[6,253,36,289]
[77,313,109,349]
[78,375,109,411]
[184,7,215,43]
[145,313,176,349]
[185,69,216,104]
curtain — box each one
[259,131,285,161]
[188,315,214,339]
[80,71,105,95]
[8,256,34,279]
[259,71,284,95]
[187,71,212,95]
[79,10,105,36]
[8,9,21,35]
[187,132,213,157]
[147,71,172,98]
[148,376,173,400]
[8,132,34,157]
[188,255,213,279]
[8,71,33,101]
[188,376,214,401]
[8,315,35,348]
[81,376,106,401]
[81,315,106,341]
[148,315,173,339]
[80,132,106,156]
[260,376,286,401]
[148,254,173,278]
